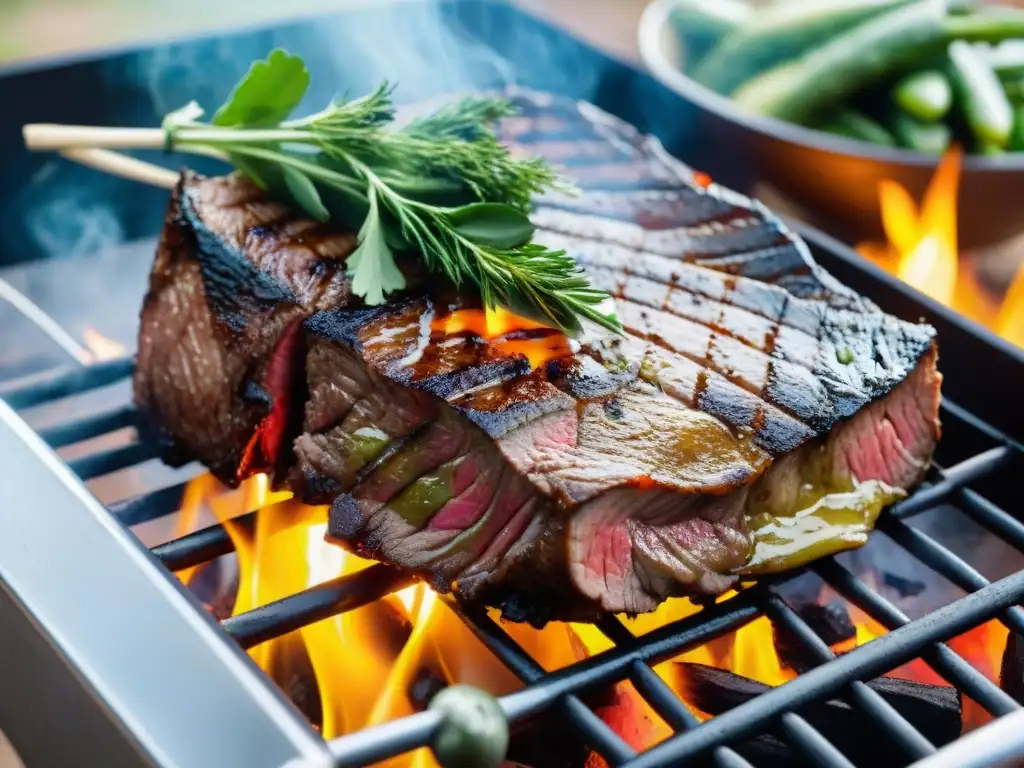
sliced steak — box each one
[135,91,942,622]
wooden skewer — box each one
[58,148,179,190]
[24,123,165,151]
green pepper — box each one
[430,685,509,768]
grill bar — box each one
[453,606,637,765]
[622,570,1024,767]
[597,617,754,768]
[957,488,1024,554]
[38,403,136,448]
[67,440,159,480]
[153,511,254,571]
[223,565,415,649]
[879,517,1024,636]
[763,592,936,760]
[0,357,132,408]
[816,560,1019,716]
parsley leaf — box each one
[213,49,310,128]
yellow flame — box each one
[861,146,1023,350]
[996,261,1024,349]
[882,148,961,305]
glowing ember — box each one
[81,326,126,362]
[432,305,571,371]
[857,146,1023,348]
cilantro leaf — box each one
[213,49,310,128]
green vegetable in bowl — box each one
[978,38,1024,75]
[891,109,953,152]
[948,39,1014,146]
[731,0,1024,125]
[691,0,912,95]
[894,69,953,121]
[667,0,749,69]
[819,108,898,145]
[1009,104,1024,149]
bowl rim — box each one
[637,0,1024,172]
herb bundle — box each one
[25,50,620,335]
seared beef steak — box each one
[134,91,941,622]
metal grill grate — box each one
[1,246,1022,768]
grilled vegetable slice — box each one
[894,69,953,121]
[948,39,1014,147]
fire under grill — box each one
[1,4,1024,767]
[0,220,1022,768]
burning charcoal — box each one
[670,663,961,765]
[1000,631,1024,703]
[408,669,446,712]
[773,600,856,672]
[268,632,322,729]
[882,571,927,598]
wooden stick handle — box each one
[23,124,165,151]
[59,148,179,190]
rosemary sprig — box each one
[45,50,619,335]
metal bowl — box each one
[638,0,1024,250]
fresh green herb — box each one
[156,50,619,335]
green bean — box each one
[948,39,1014,146]
[819,108,899,145]
[891,110,953,153]
[894,69,953,121]
[732,0,1024,124]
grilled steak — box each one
[135,91,941,623]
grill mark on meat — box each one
[138,90,942,622]
[617,298,833,430]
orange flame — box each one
[432,306,571,370]
[173,470,1013,760]
[82,326,127,362]
[857,146,1023,348]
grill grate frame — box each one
[1,259,1022,768]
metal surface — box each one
[0,396,331,768]
[0,3,1022,767]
